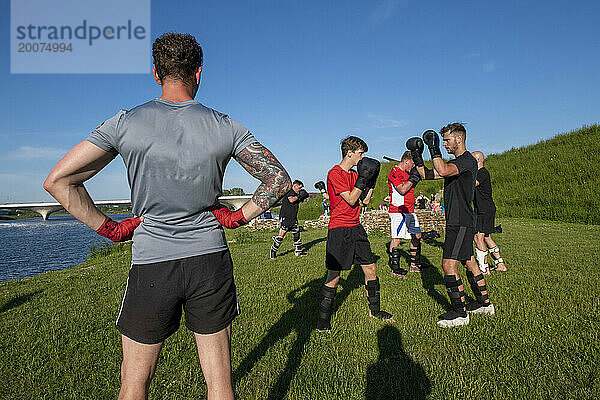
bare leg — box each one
[194,325,234,400]
[388,238,402,253]
[484,236,507,271]
[118,335,164,400]
[474,232,490,275]
[464,256,491,303]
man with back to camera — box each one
[407,123,494,328]
[44,32,291,399]
[316,136,393,332]
[270,179,309,258]
[387,151,428,278]
[472,151,507,273]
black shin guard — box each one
[389,248,407,275]
[366,278,393,320]
[409,242,421,266]
[443,275,466,313]
[316,285,336,331]
[466,270,490,305]
[271,236,283,252]
[293,231,303,254]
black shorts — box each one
[279,217,299,232]
[476,210,495,237]
[443,226,475,262]
[116,250,239,344]
[326,225,374,270]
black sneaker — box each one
[436,309,469,328]
[466,302,495,315]
[270,249,277,259]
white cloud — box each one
[464,52,480,59]
[8,146,67,161]
[369,0,408,26]
[483,61,495,72]
[351,113,408,132]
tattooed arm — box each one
[234,142,292,220]
[210,142,290,228]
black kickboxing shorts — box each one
[326,224,374,270]
[116,250,239,344]
[476,210,495,237]
[279,216,299,232]
[443,225,475,262]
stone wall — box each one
[246,209,445,234]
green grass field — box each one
[1,219,599,399]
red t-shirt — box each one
[387,166,415,213]
[327,164,361,228]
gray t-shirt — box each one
[86,98,256,264]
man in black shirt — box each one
[408,123,495,328]
[472,151,506,273]
[271,180,309,258]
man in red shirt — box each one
[387,151,426,278]
[316,136,394,332]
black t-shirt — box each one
[280,189,300,220]
[443,151,477,227]
[474,167,496,214]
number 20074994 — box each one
[18,43,73,52]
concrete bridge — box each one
[0,195,253,220]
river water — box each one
[0,214,132,283]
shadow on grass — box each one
[233,267,365,400]
[423,238,444,248]
[365,325,431,400]
[0,290,43,313]
[277,236,326,257]
[393,246,451,311]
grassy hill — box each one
[484,124,599,224]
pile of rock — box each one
[359,209,446,234]
[303,214,330,229]
[246,218,278,231]
[244,209,445,235]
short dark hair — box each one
[152,32,203,85]
[440,122,467,141]
[340,136,368,158]
[400,151,412,162]
[292,180,304,187]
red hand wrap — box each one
[95,216,141,242]
[210,205,249,229]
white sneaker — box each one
[436,310,470,328]
[466,302,495,315]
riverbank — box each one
[1,218,599,399]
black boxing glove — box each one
[355,157,380,191]
[367,160,381,189]
[407,166,421,185]
[297,189,309,202]
[422,130,442,159]
[314,181,326,193]
[406,137,425,167]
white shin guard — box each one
[476,248,488,272]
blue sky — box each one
[1,0,599,202]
